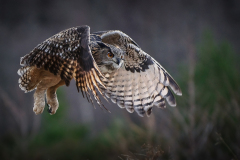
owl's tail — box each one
[17,66,40,93]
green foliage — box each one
[26,118,153,160]
[193,32,240,159]
[195,31,240,108]
[170,31,240,160]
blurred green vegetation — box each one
[174,31,240,160]
[0,32,240,160]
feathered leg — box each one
[33,70,62,115]
[33,85,46,115]
[46,80,66,115]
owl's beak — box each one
[114,57,123,67]
[115,58,121,65]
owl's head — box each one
[91,42,124,74]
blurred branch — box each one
[187,33,196,158]
[187,34,196,126]
[123,111,146,136]
[216,132,239,160]
[145,115,156,142]
[0,86,27,137]
[119,144,165,160]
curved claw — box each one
[47,105,52,113]
[45,94,52,114]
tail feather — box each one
[18,66,40,92]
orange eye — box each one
[107,52,114,58]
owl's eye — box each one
[107,52,114,58]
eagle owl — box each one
[18,25,182,117]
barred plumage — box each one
[18,25,182,117]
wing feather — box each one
[97,30,182,116]
[19,25,106,107]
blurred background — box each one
[0,0,240,159]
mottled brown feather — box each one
[18,26,106,109]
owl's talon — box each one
[47,107,51,113]
[46,100,55,115]
[47,105,52,114]
[45,94,59,115]
[45,95,52,114]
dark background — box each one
[0,0,240,159]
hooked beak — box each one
[114,57,123,66]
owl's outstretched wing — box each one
[95,30,182,117]
[20,25,106,106]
